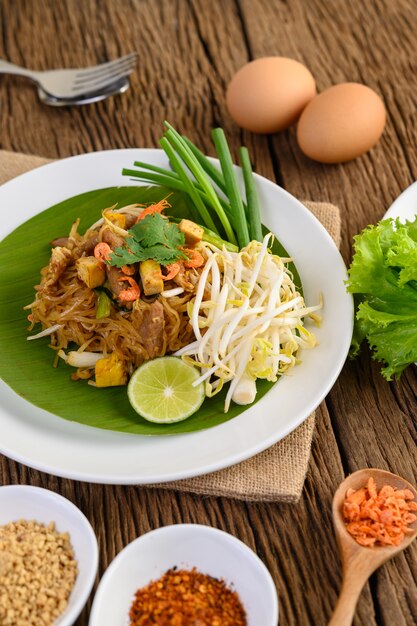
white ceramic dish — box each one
[384,180,417,221]
[0,149,353,483]
[384,182,417,366]
[0,484,98,625]
[89,524,278,626]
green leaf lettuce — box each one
[347,216,417,379]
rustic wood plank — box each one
[0,1,416,625]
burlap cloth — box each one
[0,150,341,502]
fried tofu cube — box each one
[76,256,106,288]
[95,352,128,387]
[106,212,126,228]
[178,219,204,245]
[139,260,164,296]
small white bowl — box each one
[89,524,278,626]
[0,484,98,625]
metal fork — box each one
[37,77,130,106]
[0,53,137,99]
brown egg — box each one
[296,83,386,163]
[226,57,316,134]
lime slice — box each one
[127,357,205,423]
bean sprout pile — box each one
[176,233,322,411]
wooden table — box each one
[1,1,417,624]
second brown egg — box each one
[296,82,386,163]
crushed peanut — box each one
[0,519,78,626]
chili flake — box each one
[129,567,247,626]
[343,477,417,547]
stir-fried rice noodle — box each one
[26,204,205,379]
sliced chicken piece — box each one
[101,227,125,250]
[105,265,126,298]
[50,236,70,248]
[82,233,99,255]
[40,246,73,290]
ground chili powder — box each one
[129,567,247,626]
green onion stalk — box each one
[122,121,263,249]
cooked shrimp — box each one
[121,265,136,276]
[184,248,205,268]
[94,242,112,262]
[118,276,140,302]
[161,263,181,281]
[343,477,417,547]
[135,196,172,223]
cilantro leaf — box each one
[108,213,188,267]
[130,213,185,249]
[347,217,417,379]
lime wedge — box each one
[127,357,205,423]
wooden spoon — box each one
[329,468,417,626]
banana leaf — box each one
[0,186,301,435]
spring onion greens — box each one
[159,136,219,234]
[198,225,238,253]
[239,146,263,243]
[163,124,237,245]
[95,290,111,319]
[122,121,263,249]
[124,165,234,223]
[181,135,228,195]
[122,167,184,191]
[211,128,250,249]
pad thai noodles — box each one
[25,198,208,384]
[25,195,321,412]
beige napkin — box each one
[0,150,341,502]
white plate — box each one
[0,485,98,626]
[384,182,417,367]
[89,524,278,626]
[0,149,353,483]
[384,180,417,221]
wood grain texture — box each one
[0,1,416,625]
